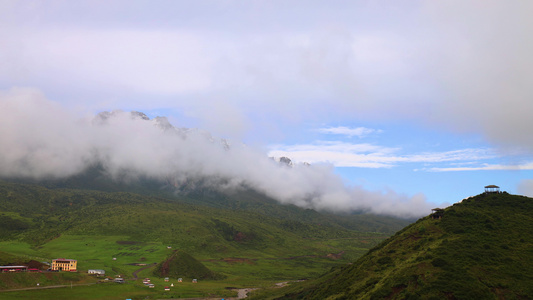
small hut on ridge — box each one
[484,185,500,193]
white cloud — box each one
[417,1,533,152]
[0,88,434,218]
[8,29,213,95]
[3,1,533,155]
[270,141,495,169]
[426,162,533,172]
[317,126,380,138]
[269,141,396,168]
[406,149,496,164]
[517,179,533,197]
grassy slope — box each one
[0,181,390,256]
[0,180,408,298]
[6,171,412,234]
[154,250,224,280]
[257,192,533,300]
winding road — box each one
[131,262,158,280]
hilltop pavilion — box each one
[484,185,500,193]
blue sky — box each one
[269,122,533,205]
[1,0,533,214]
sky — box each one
[1,0,533,217]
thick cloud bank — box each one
[0,88,432,218]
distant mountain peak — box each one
[152,116,173,130]
[270,156,294,167]
[270,156,311,167]
[131,111,150,120]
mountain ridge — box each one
[0,179,408,250]
[1,163,412,235]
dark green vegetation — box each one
[259,192,533,299]
[0,178,409,298]
[154,250,224,280]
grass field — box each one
[0,233,385,299]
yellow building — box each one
[51,258,77,272]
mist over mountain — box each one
[0,88,433,218]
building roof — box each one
[0,266,28,269]
[485,185,499,188]
[52,258,77,262]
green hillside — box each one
[258,192,533,299]
[2,171,410,235]
[0,180,405,250]
[0,179,410,298]
[154,250,224,280]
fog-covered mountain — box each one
[0,90,433,217]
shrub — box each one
[431,258,447,268]
[377,256,393,265]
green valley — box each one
[0,180,408,299]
